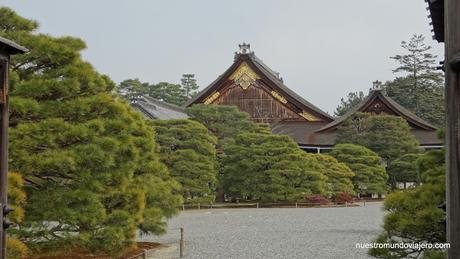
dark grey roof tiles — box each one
[132,96,189,120]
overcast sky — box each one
[3,0,443,114]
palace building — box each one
[185,43,443,152]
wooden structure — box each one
[0,36,27,259]
[187,44,442,153]
[186,43,333,124]
[427,0,460,257]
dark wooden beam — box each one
[445,0,460,257]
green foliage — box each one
[150,82,188,106]
[334,91,365,117]
[180,74,199,99]
[7,172,28,259]
[311,154,355,196]
[2,7,182,255]
[151,119,218,203]
[384,34,445,127]
[369,150,446,258]
[186,104,261,201]
[116,74,199,106]
[331,144,388,195]
[222,133,326,202]
[337,113,420,164]
[186,104,256,148]
[117,78,150,101]
[387,153,421,189]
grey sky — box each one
[3,0,443,114]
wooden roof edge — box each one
[0,36,28,54]
[316,89,437,132]
[425,0,444,42]
[186,51,334,122]
[249,54,334,122]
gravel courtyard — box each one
[140,202,384,259]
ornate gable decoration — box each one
[299,111,320,122]
[203,91,220,105]
[229,62,260,90]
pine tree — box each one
[385,34,445,126]
[369,150,446,258]
[336,114,420,165]
[222,133,325,202]
[387,153,421,189]
[1,7,182,255]
[151,119,218,203]
[331,144,388,196]
[116,78,150,101]
[334,91,365,117]
[311,154,355,196]
[181,74,199,99]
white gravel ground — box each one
[139,202,384,259]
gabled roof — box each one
[0,36,28,54]
[131,96,188,120]
[316,88,437,132]
[426,0,444,42]
[185,49,333,122]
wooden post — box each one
[180,227,184,258]
[446,0,460,257]
[295,202,298,208]
[256,202,259,208]
[0,37,26,259]
[0,55,7,259]
[198,203,200,210]
[182,204,185,211]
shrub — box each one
[305,194,330,205]
[333,192,353,203]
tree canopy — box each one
[386,153,421,189]
[116,74,199,106]
[369,150,446,258]
[151,119,218,204]
[2,7,182,255]
[384,34,444,127]
[336,113,420,164]
[186,104,257,149]
[334,91,365,117]
[331,144,388,196]
[311,154,355,196]
[222,132,326,202]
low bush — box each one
[305,194,330,205]
[333,192,353,203]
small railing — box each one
[178,201,370,211]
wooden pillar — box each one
[445,0,460,257]
[0,55,7,259]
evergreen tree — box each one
[149,82,187,106]
[151,119,218,203]
[369,150,446,258]
[2,7,182,255]
[334,91,365,117]
[7,172,28,258]
[116,78,150,101]
[387,153,421,189]
[311,154,355,196]
[384,34,445,127]
[331,144,388,196]
[336,114,420,165]
[181,74,199,99]
[222,133,325,202]
[186,104,259,201]
[186,104,257,149]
